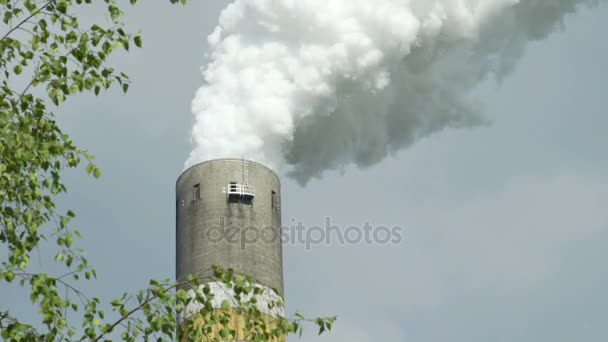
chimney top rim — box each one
[176,158,279,184]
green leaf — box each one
[60,216,70,228]
[221,300,230,311]
[65,233,73,247]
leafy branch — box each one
[1,0,55,42]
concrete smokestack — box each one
[175,158,284,337]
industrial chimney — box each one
[175,158,284,338]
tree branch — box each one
[1,0,55,42]
[92,283,180,342]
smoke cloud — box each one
[186,0,602,184]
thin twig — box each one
[16,26,34,36]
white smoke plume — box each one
[186,0,602,184]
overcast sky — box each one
[4,1,608,341]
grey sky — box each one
[3,1,608,341]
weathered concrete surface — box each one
[176,159,283,295]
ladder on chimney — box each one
[242,157,249,190]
